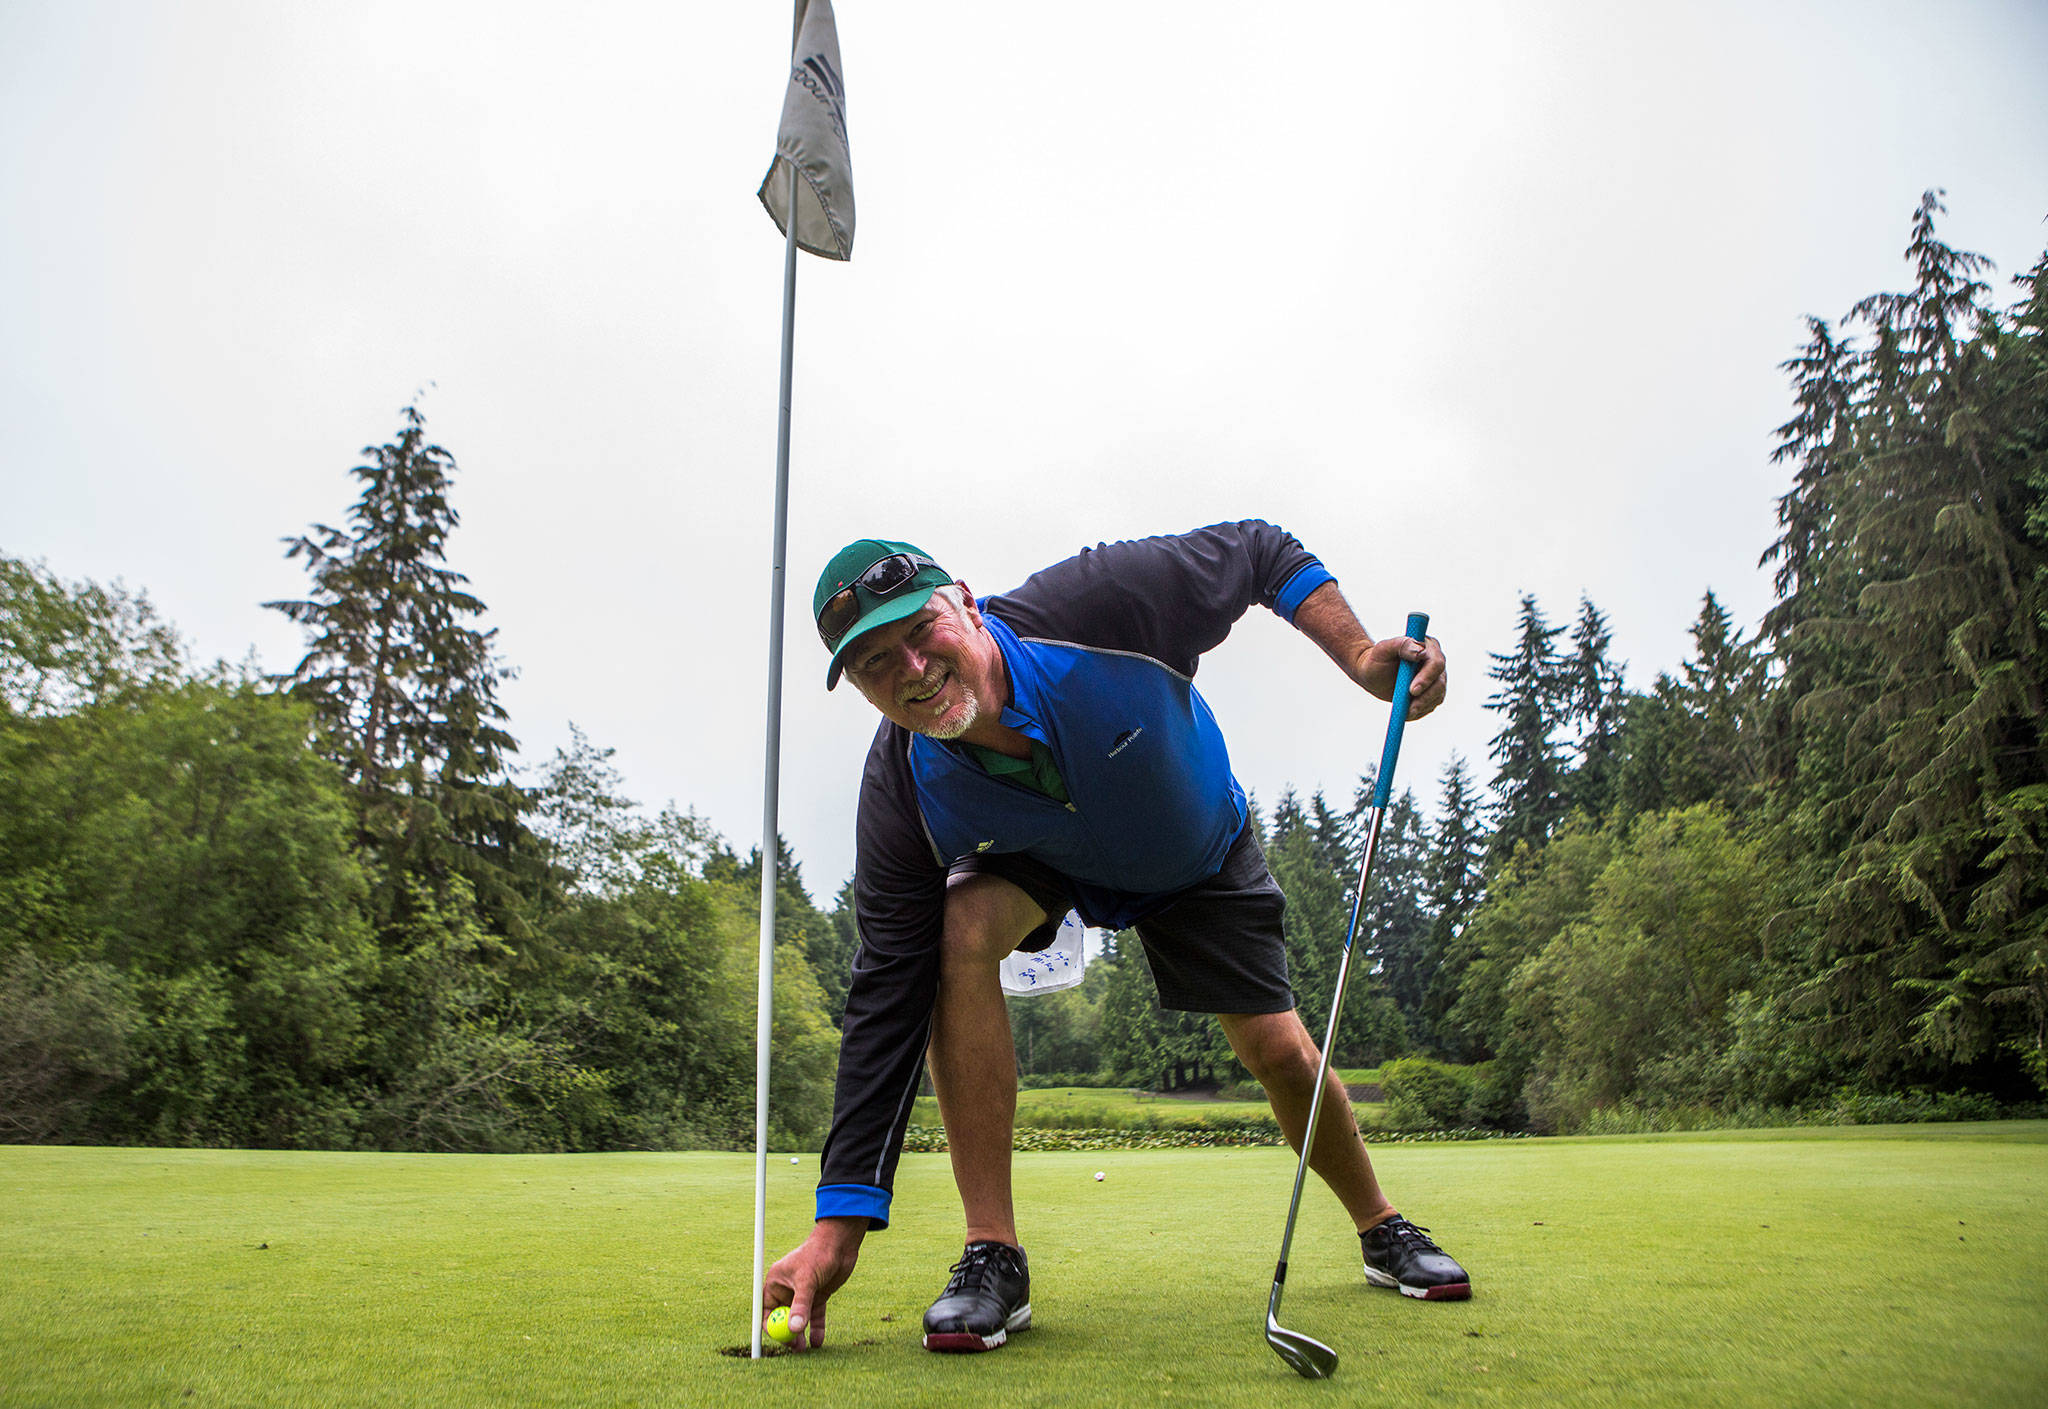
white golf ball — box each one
[1094,1171,1105,1181]
[790,1157,799,1165]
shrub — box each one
[1827,1088,2004,1125]
[1460,1060,1525,1130]
[899,1122,1528,1152]
[1380,1056,1473,1130]
[0,948,140,1142]
[1018,1072,1116,1090]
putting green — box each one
[3,1124,2044,1407]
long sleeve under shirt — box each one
[814,520,1335,1228]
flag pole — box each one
[751,134,802,1369]
[752,0,851,1359]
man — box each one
[764,521,1468,1354]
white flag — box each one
[759,0,854,260]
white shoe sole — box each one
[923,1303,1032,1353]
[1365,1266,1470,1300]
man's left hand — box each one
[1354,631,1447,720]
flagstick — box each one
[751,157,801,1362]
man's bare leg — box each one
[1218,1009,1395,1232]
[926,874,1047,1247]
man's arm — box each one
[763,725,946,1348]
[1291,579,1448,718]
[986,520,1330,675]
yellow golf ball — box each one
[765,1306,796,1345]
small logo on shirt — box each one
[1107,727,1144,758]
[976,839,995,852]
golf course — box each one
[5,1122,2044,1408]
[7,8,2048,1409]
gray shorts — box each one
[947,821,1295,1015]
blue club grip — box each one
[1371,612,1430,809]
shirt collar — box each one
[984,614,1044,736]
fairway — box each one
[4,1126,2046,1408]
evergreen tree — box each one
[1614,592,1773,817]
[1485,594,1569,867]
[1347,778,1430,1058]
[1419,754,1487,1050]
[1096,931,1164,1084]
[1765,194,2048,1088]
[1560,596,1627,819]
[816,878,861,1027]
[1674,592,1772,804]
[268,405,548,934]
[1266,789,1344,1048]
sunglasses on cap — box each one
[815,553,943,651]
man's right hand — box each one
[762,1217,866,1350]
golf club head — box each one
[1265,1315,1338,1379]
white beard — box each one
[921,692,979,740]
[902,668,979,740]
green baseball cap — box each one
[813,538,954,689]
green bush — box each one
[0,948,140,1143]
[1380,1056,1473,1130]
[899,1122,1527,1153]
[1017,1072,1115,1090]
[1565,1088,2048,1135]
[1459,1060,1525,1130]
[1827,1088,2006,1125]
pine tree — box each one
[1419,754,1488,1051]
[1615,593,1774,816]
[268,405,548,934]
[1560,595,1627,819]
[817,878,860,1027]
[1347,781,1430,1061]
[1674,591,1772,805]
[1485,594,1569,868]
[1765,194,2048,1086]
[1267,788,1344,1046]
[1097,931,1165,1085]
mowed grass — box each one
[3,1124,2045,1408]
[913,1085,1392,1129]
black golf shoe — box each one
[1361,1215,1472,1300]
[922,1240,1031,1352]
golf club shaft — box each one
[1266,611,1428,1326]
[1268,802,1386,1302]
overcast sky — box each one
[4,2,2046,897]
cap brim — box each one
[825,585,941,689]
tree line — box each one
[4,194,2042,1147]
[999,194,2048,1132]
[1,409,847,1152]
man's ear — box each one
[956,582,983,625]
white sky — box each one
[4,2,2045,899]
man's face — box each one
[841,587,1001,741]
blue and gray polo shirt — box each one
[815,519,1334,1228]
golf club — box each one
[1264,611,1429,1380]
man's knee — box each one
[1220,1010,1322,1086]
[941,875,1047,970]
